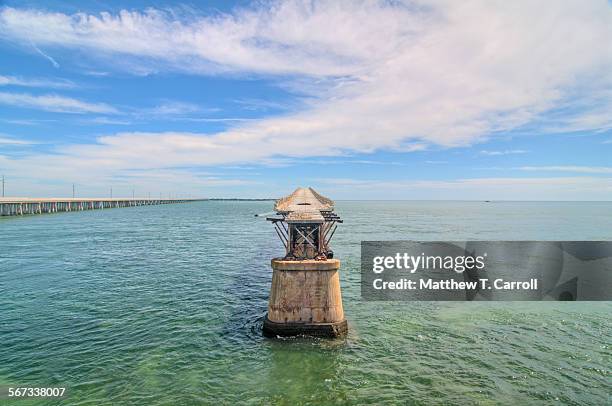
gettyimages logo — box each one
[372,252,487,274]
[361,241,612,301]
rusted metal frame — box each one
[321,222,331,250]
[324,220,334,234]
[294,226,318,250]
[321,221,331,236]
[326,224,338,246]
[322,212,342,221]
[324,221,336,241]
[318,224,325,252]
[267,216,289,231]
[304,225,319,251]
[274,226,288,250]
[279,220,288,234]
[269,218,288,254]
[304,225,318,240]
[266,217,284,223]
[274,222,289,247]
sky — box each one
[0,0,610,200]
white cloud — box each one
[83,70,110,77]
[83,117,132,125]
[559,108,612,133]
[0,118,57,125]
[518,166,612,174]
[0,154,256,198]
[530,90,612,134]
[0,75,74,88]
[30,42,60,68]
[146,101,203,115]
[71,103,238,125]
[320,177,612,188]
[480,150,528,156]
[0,135,34,145]
[176,117,255,123]
[233,98,294,112]
[0,92,117,114]
[0,1,610,197]
[315,177,612,200]
[0,1,609,152]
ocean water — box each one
[1,201,610,405]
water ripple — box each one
[1,201,611,404]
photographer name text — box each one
[372,278,538,291]
[371,253,538,291]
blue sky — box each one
[0,0,610,199]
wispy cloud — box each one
[82,117,132,125]
[233,98,294,112]
[0,118,57,126]
[74,102,235,125]
[175,117,255,123]
[320,177,612,188]
[530,90,612,134]
[30,42,60,68]
[83,70,109,77]
[480,150,528,156]
[0,1,609,155]
[314,177,612,200]
[0,2,611,198]
[125,101,221,119]
[272,158,407,166]
[0,135,34,145]
[146,101,203,116]
[115,169,256,187]
[0,75,74,88]
[518,166,612,174]
[0,154,256,197]
[0,92,117,114]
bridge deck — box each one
[0,198,204,216]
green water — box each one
[1,201,610,405]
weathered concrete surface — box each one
[264,258,347,338]
[263,317,347,338]
[271,259,341,271]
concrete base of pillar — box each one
[263,258,347,338]
[263,316,347,338]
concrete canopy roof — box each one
[274,187,334,214]
[274,187,335,223]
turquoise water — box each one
[1,201,611,405]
